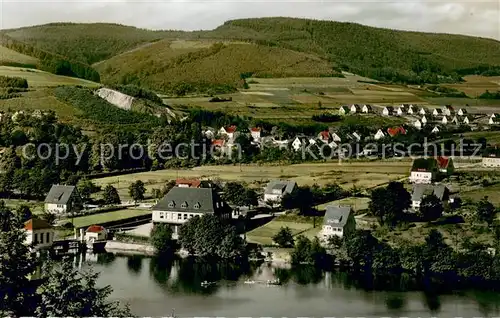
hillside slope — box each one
[0,45,38,67]
[95,40,338,95]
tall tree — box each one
[150,223,175,255]
[128,180,146,203]
[272,227,295,247]
[418,194,444,222]
[476,197,496,226]
[102,185,121,205]
[369,182,410,226]
[77,179,101,202]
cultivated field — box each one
[93,161,411,200]
[0,66,100,88]
[0,45,39,66]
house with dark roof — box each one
[350,104,361,114]
[152,187,232,237]
[319,206,355,241]
[382,106,395,116]
[44,185,82,215]
[482,149,500,167]
[24,218,54,248]
[411,184,450,209]
[263,180,297,205]
[338,106,350,115]
[361,104,373,113]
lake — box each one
[78,252,500,317]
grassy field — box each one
[0,45,38,66]
[1,199,45,215]
[246,219,320,245]
[93,161,410,200]
[454,131,500,144]
[63,208,151,228]
[0,66,100,88]
[461,183,500,205]
[316,197,371,212]
[441,75,500,97]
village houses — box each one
[374,129,386,140]
[249,127,262,142]
[219,125,238,142]
[457,108,467,116]
[350,104,361,113]
[419,107,426,115]
[361,104,372,113]
[338,106,349,115]
[482,150,500,167]
[382,106,394,116]
[414,119,422,130]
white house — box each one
[419,108,426,115]
[219,125,238,141]
[350,104,361,114]
[457,109,467,116]
[319,206,355,242]
[24,218,55,249]
[382,106,394,116]
[451,116,459,125]
[263,180,297,205]
[463,116,470,125]
[292,136,307,151]
[249,127,261,141]
[491,113,499,119]
[489,117,498,125]
[331,132,342,142]
[421,115,427,125]
[44,185,83,215]
[351,132,362,142]
[442,105,454,116]
[442,116,449,125]
[407,107,414,115]
[483,153,500,167]
[85,225,107,243]
[361,105,372,113]
[396,107,404,116]
[374,129,385,140]
[432,109,442,117]
[152,187,232,238]
[414,119,422,130]
[432,126,440,133]
[338,106,350,115]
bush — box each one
[0,76,28,89]
[311,113,342,123]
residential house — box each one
[338,106,350,115]
[203,129,215,140]
[263,180,297,205]
[431,126,440,134]
[451,116,459,125]
[443,105,454,116]
[219,125,238,141]
[442,116,449,125]
[292,136,307,151]
[152,187,232,237]
[396,107,405,116]
[409,157,453,184]
[350,132,362,142]
[407,106,414,115]
[421,115,427,125]
[387,126,407,137]
[319,206,356,241]
[482,150,500,167]
[176,178,202,188]
[85,225,107,243]
[318,130,331,143]
[491,113,499,119]
[331,132,342,142]
[457,109,467,116]
[44,185,83,215]
[249,127,262,142]
[419,108,427,115]
[414,119,422,130]
[382,106,394,116]
[361,104,373,113]
[32,109,42,118]
[374,129,386,140]
[463,116,470,125]
[211,139,226,154]
[350,104,361,114]
[411,184,450,209]
[489,117,498,125]
[432,108,443,116]
[24,218,55,249]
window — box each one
[177,213,182,220]
[183,214,188,220]
[46,232,50,243]
[159,212,165,219]
[40,233,44,244]
[181,201,188,208]
[189,214,193,218]
[168,201,175,208]
[34,233,38,244]
[194,202,200,209]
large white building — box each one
[482,153,500,167]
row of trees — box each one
[0,75,28,89]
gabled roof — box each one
[44,185,77,204]
[264,180,296,195]
[212,139,225,147]
[176,178,202,188]
[445,105,454,111]
[362,104,372,109]
[384,106,395,111]
[437,156,450,169]
[411,184,449,202]
[249,127,261,133]
[323,206,352,227]
[387,126,406,137]
[433,108,443,114]
[319,130,330,140]
[24,218,52,231]
[458,108,467,114]
[152,187,228,214]
[339,106,350,112]
[86,225,106,233]
[223,125,237,133]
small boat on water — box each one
[201,280,216,287]
[244,279,255,284]
[266,278,281,285]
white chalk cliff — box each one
[95,88,135,110]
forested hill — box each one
[2,18,500,87]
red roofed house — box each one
[85,225,107,243]
[318,130,331,143]
[219,125,238,141]
[176,178,202,188]
[387,126,407,137]
[211,139,225,148]
[24,218,54,248]
[249,127,261,142]
[409,157,454,184]
[436,156,454,174]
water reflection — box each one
[126,255,143,275]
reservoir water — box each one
[80,252,500,317]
